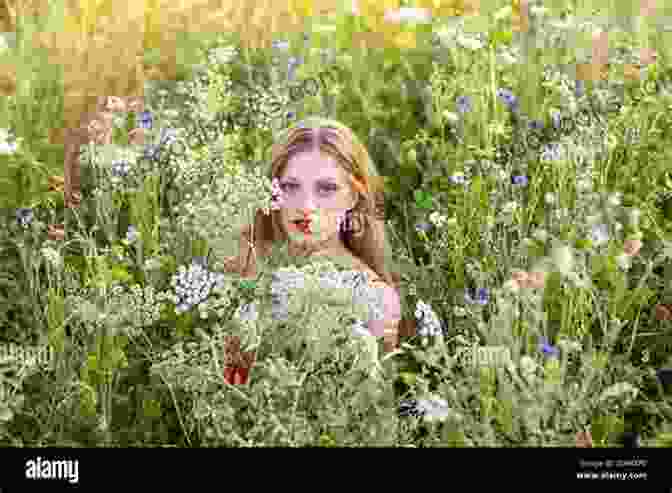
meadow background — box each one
[0,0,671,447]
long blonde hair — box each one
[234,117,401,291]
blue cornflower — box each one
[126,225,139,243]
[551,111,561,131]
[287,56,302,82]
[415,222,432,233]
[575,80,585,98]
[15,207,33,227]
[449,173,467,185]
[496,88,519,112]
[138,110,153,130]
[456,95,472,114]
[465,287,489,305]
[539,337,560,357]
[529,119,544,131]
[286,111,296,121]
[272,40,290,51]
[512,175,528,186]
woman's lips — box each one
[291,219,312,234]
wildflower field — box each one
[1,0,672,450]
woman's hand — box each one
[128,127,145,145]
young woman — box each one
[221,117,403,353]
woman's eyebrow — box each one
[281,177,340,183]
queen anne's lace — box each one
[239,267,385,335]
[415,299,443,336]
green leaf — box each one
[110,266,133,284]
[491,30,513,47]
[0,405,13,422]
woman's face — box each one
[277,149,357,252]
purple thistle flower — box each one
[15,207,33,227]
[496,88,519,112]
[456,95,472,114]
[540,337,559,357]
[465,287,489,305]
[512,175,528,186]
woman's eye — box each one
[280,183,298,192]
[320,185,338,194]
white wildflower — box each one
[544,192,557,205]
[533,228,548,243]
[453,305,467,317]
[502,201,518,215]
[384,8,432,24]
[429,211,448,228]
[416,395,451,423]
[590,223,610,246]
[615,253,632,270]
[415,300,443,337]
[442,110,459,124]
[456,35,484,51]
